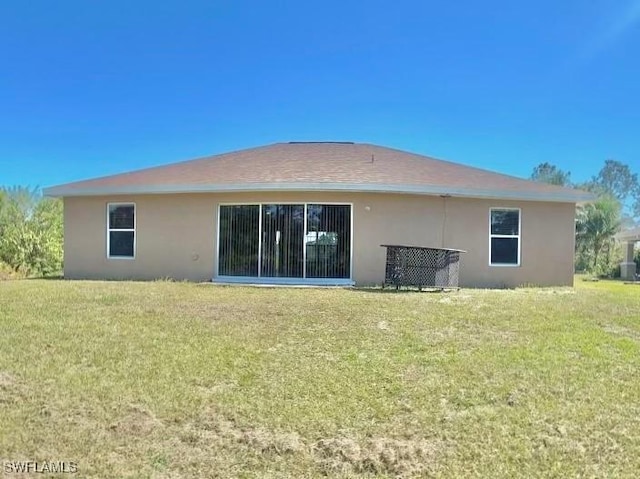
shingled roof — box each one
[44,142,593,202]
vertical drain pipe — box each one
[440,194,450,248]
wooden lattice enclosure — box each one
[381,245,466,290]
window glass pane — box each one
[261,204,304,278]
[491,237,518,265]
[109,205,135,229]
[218,205,259,276]
[306,205,351,278]
[491,209,519,235]
[109,231,134,257]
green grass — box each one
[1,277,639,478]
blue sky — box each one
[1,0,639,188]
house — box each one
[44,142,593,288]
[617,227,640,280]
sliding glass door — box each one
[261,204,305,278]
[305,205,351,279]
[218,205,260,276]
[218,203,351,280]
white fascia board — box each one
[43,182,596,203]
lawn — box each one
[0,278,639,478]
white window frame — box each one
[489,207,521,267]
[107,202,136,259]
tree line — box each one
[530,160,640,276]
[0,187,63,278]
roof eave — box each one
[43,183,595,203]
[616,227,640,242]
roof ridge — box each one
[287,141,355,144]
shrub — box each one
[0,187,63,277]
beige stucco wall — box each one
[63,192,576,288]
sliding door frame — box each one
[215,201,354,285]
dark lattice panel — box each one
[382,245,464,290]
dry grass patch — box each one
[314,435,441,477]
[0,261,26,280]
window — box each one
[261,204,305,278]
[218,203,351,280]
[218,205,260,276]
[305,204,351,279]
[490,208,520,266]
[107,203,135,258]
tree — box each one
[530,159,636,275]
[0,186,63,276]
[575,196,622,273]
[0,189,5,237]
[586,160,640,222]
[593,160,638,202]
[530,162,571,186]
